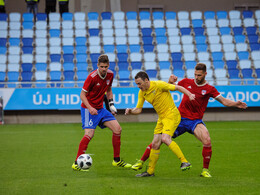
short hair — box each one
[135,71,150,81]
[195,63,207,72]
[98,54,109,64]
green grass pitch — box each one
[0,121,260,195]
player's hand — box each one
[189,94,196,101]
[89,107,98,115]
[125,108,131,115]
[110,105,117,116]
[168,74,178,84]
[236,101,247,109]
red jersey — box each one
[177,78,221,120]
[81,69,114,109]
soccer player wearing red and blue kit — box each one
[132,63,247,177]
[72,54,132,171]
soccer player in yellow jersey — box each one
[125,71,196,177]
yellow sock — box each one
[168,141,188,163]
[147,149,160,175]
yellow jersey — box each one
[136,81,177,118]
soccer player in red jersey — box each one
[132,63,247,177]
[72,54,132,171]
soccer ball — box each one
[77,154,93,170]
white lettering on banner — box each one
[33,92,50,105]
[56,94,80,105]
[113,94,135,105]
[210,91,260,103]
[71,94,80,105]
[250,91,260,102]
[171,92,183,103]
[56,94,65,105]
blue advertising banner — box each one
[0,86,259,110]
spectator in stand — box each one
[58,0,68,15]
[25,0,40,16]
[45,0,56,15]
[0,0,6,13]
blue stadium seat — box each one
[213,61,225,69]
[129,45,141,53]
[50,71,61,81]
[131,62,142,70]
[49,29,61,37]
[141,28,153,36]
[50,54,61,62]
[165,11,176,20]
[142,36,153,45]
[63,71,75,81]
[88,12,99,20]
[233,27,243,35]
[101,12,112,20]
[172,61,183,70]
[242,10,253,18]
[21,63,32,72]
[63,54,74,63]
[185,61,197,69]
[0,46,6,54]
[126,11,137,20]
[226,60,238,69]
[195,35,206,44]
[36,13,47,21]
[248,35,258,43]
[0,13,8,21]
[76,63,87,71]
[159,61,171,69]
[146,70,157,79]
[77,70,88,81]
[90,53,100,63]
[62,12,73,20]
[0,38,7,46]
[63,46,74,54]
[21,46,33,54]
[216,11,227,19]
[204,11,215,19]
[75,46,87,54]
[234,35,246,43]
[0,72,6,81]
[75,37,87,46]
[171,52,182,62]
[180,28,191,35]
[89,29,99,36]
[250,43,260,51]
[117,53,128,62]
[238,51,249,60]
[228,69,240,79]
[219,27,231,35]
[116,45,128,54]
[246,27,257,35]
[196,44,208,52]
[63,62,74,71]
[22,38,33,46]
[139,11,150,20]
[153,11,164,20]
[118,70,130,80]
[9,38,20,46]
[156,36,167,44]
[241,68,253,78]
[21,71,32,81]
[35,63,47,71]
[7,72,20,82]
[103,45,115,53]
[193,27,204,35]
[173,69,185,78]
[22,21,34,29]
[155,28,166,36]
[118,62,129,71]
[143,44,154,52]
[192,19,203,27]
[212,52,223,61]
[76,54,87,63]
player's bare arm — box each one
[175,85,196,101]
[216,96,248,109]
[80,90,98,115]
[106,86,117,115]
[125,107,142,115]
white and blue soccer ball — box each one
[77,154,93,170]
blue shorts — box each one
[172,117,206,138]
[81,107,116,129]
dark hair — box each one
[195,63,207,72]
[98,54,109,64]
[135,71,150,81]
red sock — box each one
[75,135,92,161]
[112,133,121,159]
[202,145,212,169]
[141,143,152,161]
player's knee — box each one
[202,136,211,145]
[151,142,160,150]
[161,134,172,145]
[113,126,122,135]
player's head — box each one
[194,63,207,85]
[97,54,110,76]
[134,71,150,91]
